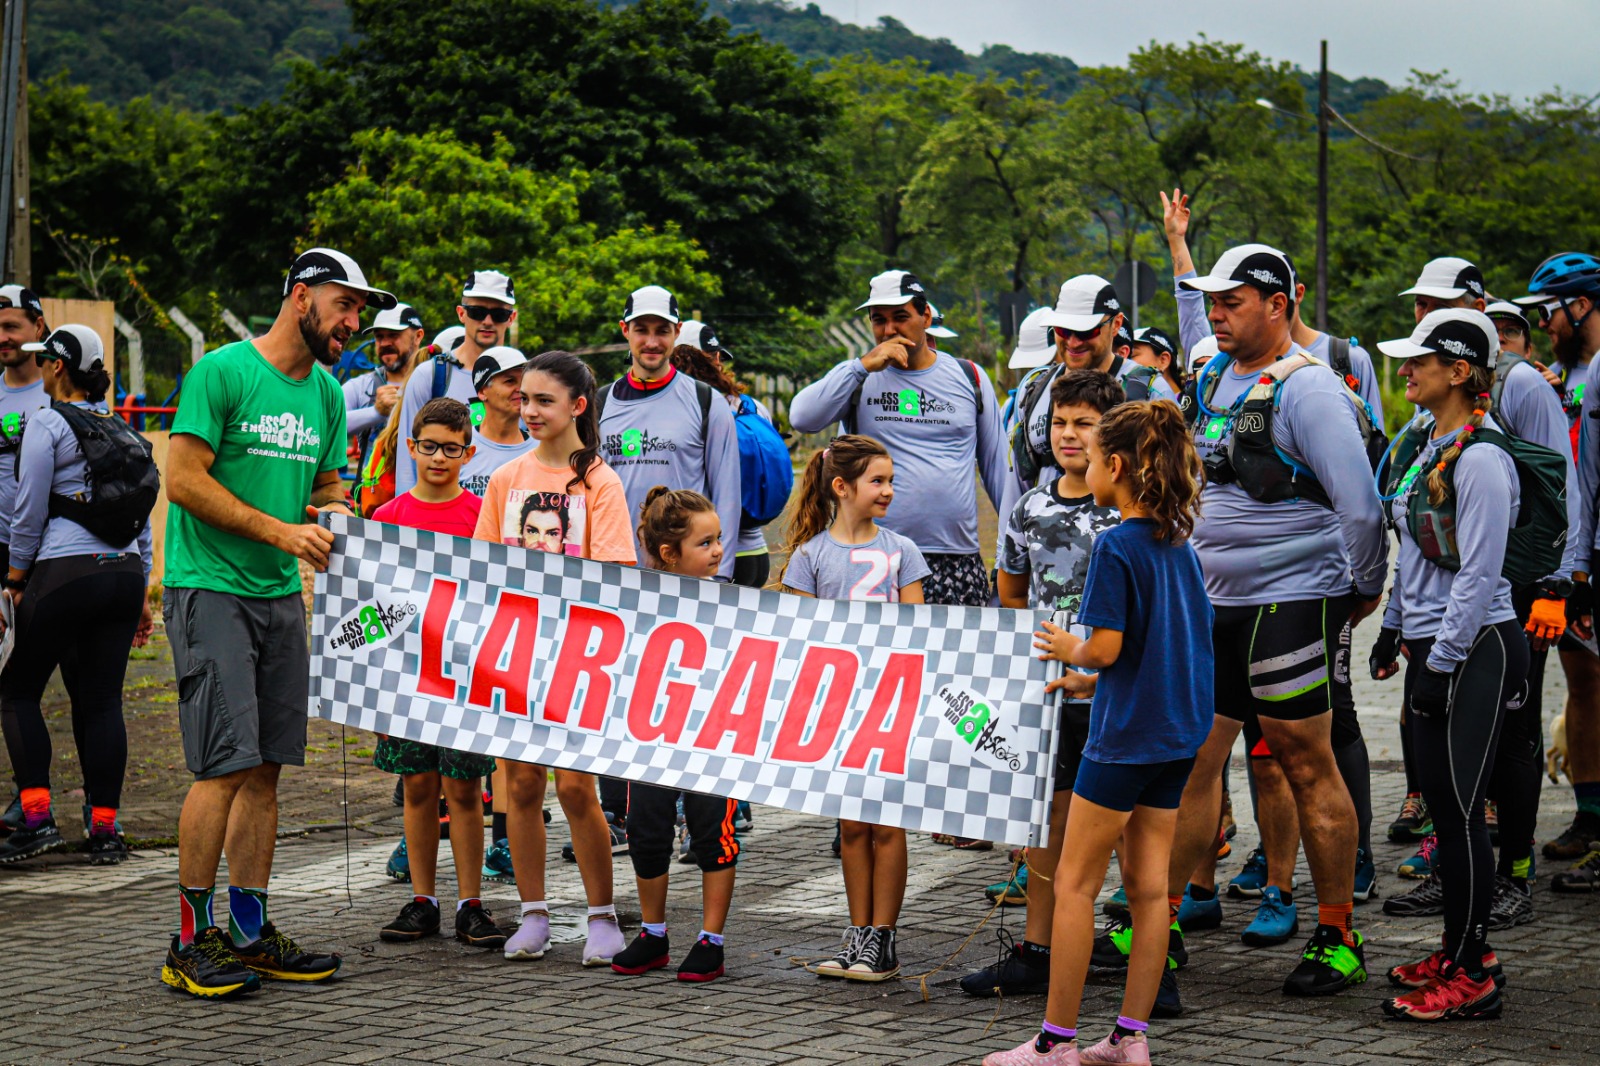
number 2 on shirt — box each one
[849,548,904,602]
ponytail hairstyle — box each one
[670,344,742,397]
[1424,359,1496,507]
[67,363,112,402]
[526,349,601,490]
[780,434,890,580]
[1094,399,1203,544]
[636,485,717,568]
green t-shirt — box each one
[164,340,348,598]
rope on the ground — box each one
[900,847,1030,1004]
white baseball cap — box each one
[622,285,680,324]
[1484,300,1531,334]
[1377,308,1498,369]
[856,269,928,311]
[1040,275,1122,332]
[0,284,42,317]
[362,302,424,335]
[927,304,958,339]
[1007,307,1056,369]
[1187,335,1220,372]
[679,319,731,360]
[431,325,466,352]
[282,247,397,310]
[472,346,528,392]
[462,270,516,306]
[1180,244,1295,299]
[23,323,104,371]
[1400,257,1486,302]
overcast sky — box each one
[806,1,1596,102]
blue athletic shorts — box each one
[1073,755,1196,813]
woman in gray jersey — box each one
[1371,310,1528,1022]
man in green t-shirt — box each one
[159,248,395,1000]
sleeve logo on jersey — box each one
[936,682,1023,771]
[608,428,677,458]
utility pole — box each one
[1316,39,1329,333]
[0,0,24,283]
[10,9,27,287]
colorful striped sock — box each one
[19,787,50,828]
[89,806,118,834]
[1037,1021,1076,1053]
[228,886,268,946]
[178,885,215,946]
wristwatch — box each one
[1540,578,1575,600]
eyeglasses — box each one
[1053,320,1107,343]
[461,305,513,324]
[412,439,468,458]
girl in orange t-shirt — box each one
[474,350,637,967]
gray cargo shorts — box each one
[163,587,309,780]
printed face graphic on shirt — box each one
[502,489,586,556]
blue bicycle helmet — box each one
[1514,251,1600,305]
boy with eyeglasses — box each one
[370,398,508,949]
[395,270,518,494]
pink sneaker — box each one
[982,1037,1080,1066]
[1080,1031,1150,1065]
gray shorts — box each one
[164,587,309,780]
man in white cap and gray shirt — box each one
[457,346,534,496]
[395,270,517,494]
[596,285,741,581]
[790,269,1006,607]
[0,284,48,579]
[344,302,424,456]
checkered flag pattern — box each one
[311,515,1057,846]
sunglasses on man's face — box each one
[462,305,513,324]
[1053,320,1107,343]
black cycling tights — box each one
[1403,620,1528,975]
[0,555,144,810]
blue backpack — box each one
[733,394,793,528]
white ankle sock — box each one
[520,901,547,917]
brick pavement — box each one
[4,649,1600,1064]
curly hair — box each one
[1094,399,1204,543]
[670,344,742,397]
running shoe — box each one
[1398,833,1436,880]
[1240,885,1299,947]
[0,817,63,864]
[1215,828,1231,861]
[1388,793,1432,843]
[1090,920,1186,970]
[380,898,441,941]
[1353,847,1378,902]
[1545,810,1600,861]
[732,802,754,834]
[482,837,514,882]
[1487,875,1534,929]
[677,935,725,983]
[385,837,410,882]
[504,910,549,960]
[1102,885,1129,924]
[986,864,1029,905]
[1282,926,1365,996]
[583,914,626,966]
[1226,847,1269,899]
[1152,961,1182,1018]
[1382,965,1502,1021]
[610,930,670,975]
[1550,848,1600,893]
[607,814,629,855]
[1388,947,1504,990]
[455,902,508,949]
[1485,800,1499,847]
[982,1037,1080,1066]
[815,925,869,978]
[844,926,899,981]
[87,829,129,866]
[1176,886,1222,932]
[960,937,1051,997]
[0,795,21,835]
[1080,1031,1151,1065]
[1383,871,1445,917]
[80,804,125,836]
[161,928,262,999]
[229,922,342,981]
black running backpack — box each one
[47,403,161,545]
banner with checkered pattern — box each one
[310,515,1058,846]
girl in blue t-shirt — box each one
[986,400,1211,1066]
[780,434,929,985]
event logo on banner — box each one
[310,515,1057,846]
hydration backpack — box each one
[47,403,160,545]
[1379,418,1568,586]
[733,394,794,528]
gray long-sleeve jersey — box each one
[343,369,406,440]
[1382,415,1519,670]
[0,377,48,546]
[789,354,1008,557]
[1190,351,1389,605]
[395,356,476,495]
[1574,359,1600,570]
[11,403,152,576]
[597,371,741,581]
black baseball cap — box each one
[362,303,425,335]
[1134,326,1176,358]
[282,247,397,310]
[1181,244,1296,301]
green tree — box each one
[306,129,720,352]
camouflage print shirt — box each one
[999,480,1121,615]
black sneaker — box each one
[87,830,128,866]
[1543,810,1600,861]
[0,795,22,835]
[677,936,725,983]
[1487,875,1534,929]
[0,817,63,863]
[161,927,263,999]
[1152,961,1182,1018]
[959,941,1050,997]
[845,926,899,981]
[454,901,508,948]
[1383,871,1446,916]
[381,898,442,942]
[229,922,342,981]
[611,930,671,975]
[1551,849,1600,893]
[1089,919,1187,970]
[1282,926,1366,996]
